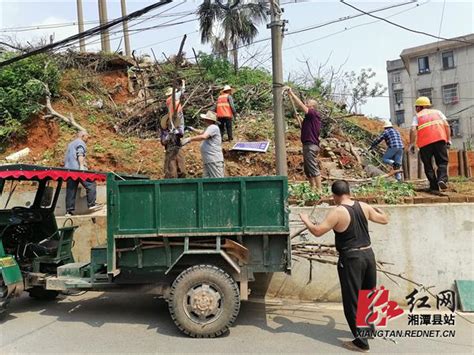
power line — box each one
[0,10,195,33]
[282,0,428,52]
[49,3,190,55]
[0,0,173,68]
[183,0,416,60]
[57,3,189,52]
[340,0,474,45]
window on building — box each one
[442,51,455,70]
[394,90,403,104]
[395,110,405,126]
[418,56,430,74]
[418,88,433,103]
[442,84,459,104]
[392,72,401,83]
[448,118,462,138]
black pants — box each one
[337,248,377,348]
[66,179,97,213]
[419,140,448,191]
[218,117,233,141]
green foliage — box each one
[0,52,61,143]
[93,143,106,154]
[289,183,331,204]
[111,138,136,155]
[289,179,415,205]
[352,179,415,204]
[198,53,273,112]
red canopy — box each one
[0,166,106,182]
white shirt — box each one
[412,109,447,127]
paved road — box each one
[1,292,473,354]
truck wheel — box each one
[28,287,59,300]
[168,265,240,338]
[0,278,9,319]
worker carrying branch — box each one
[216,85,237,142]
[369,122,404,182]
[409,96,451,194]
[284,86,323,192]
[161,80,186,179]
[299,180,389,353]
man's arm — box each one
[299,209,339,237]
[182,127,211,145]
[366,204,389,225]
[228,95,237,117]
[439,111,451,143]
[370,133,384,149]
[287,88,309,114]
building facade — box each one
[387,33,474,149]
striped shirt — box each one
[371,128,404,149]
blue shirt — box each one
[371,128,404,149]
[64,138,87,169]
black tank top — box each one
[334,201,371,252]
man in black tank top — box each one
[300,180,389,353]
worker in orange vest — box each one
[409,96,451,193]
[216,85,237,141]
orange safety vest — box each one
[166,96,183,114]
[216,93,233,118]
[416,109,449,148]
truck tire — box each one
[168,264,240,338]
[0,277,9,319]
[28,287,59,300]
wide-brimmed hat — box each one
[165,87,173,96]
[384,121,393,128]
[221,84,234,93]
[200,111,218,122]
[160,115,170,130]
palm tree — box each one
[197,0,268,72]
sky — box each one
[1,0,473,119]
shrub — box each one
[0,52,61,145]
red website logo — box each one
[356,286,404,327]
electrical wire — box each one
[340,0,474,45]
[55,3,191,53]
[0,0,173,68]
[282,0,428,52]
[0,10,195,33]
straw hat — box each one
[221,84,233,93]
[160,115,170,130]
[384,121,393,128]
[165,87,173,96]
[200,111,218,122]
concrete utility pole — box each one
[98,0,111,52]
[120,0,131,56]
[76,0,86,52]
[268,0,288,176]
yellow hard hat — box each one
[415,96,431,107]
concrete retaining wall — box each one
[266,204,474,303]
[58,203,473,304]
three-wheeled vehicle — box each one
[0,164,291,337]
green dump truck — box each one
[0,164,291,337]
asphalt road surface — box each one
[1,292,473,354]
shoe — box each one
[65,212,74,217]
[88,204,103,212]
[342,340,370,353]
[438,181,448,190]
[429,189,441,196]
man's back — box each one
[65,138,86,170]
